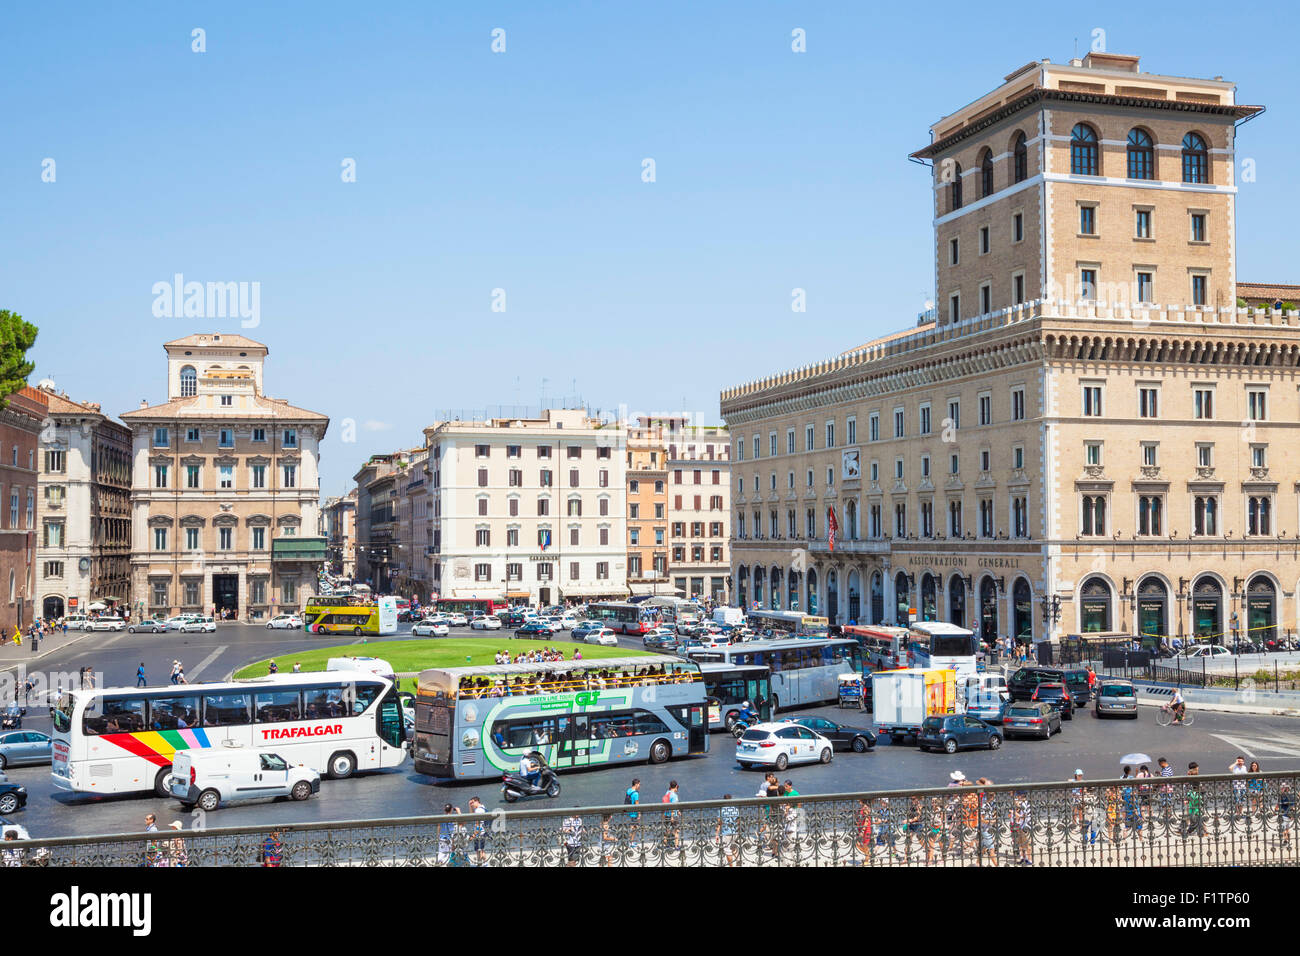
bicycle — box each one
[1155,702,1195,727]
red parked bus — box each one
[586,602,649,636]
[436,598,507,619]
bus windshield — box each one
[53,693,76,734]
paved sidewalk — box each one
[0,628,101,678]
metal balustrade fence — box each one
[6,772,1297,867]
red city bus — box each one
[436,598,507,619]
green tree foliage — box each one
[0,311,38,409]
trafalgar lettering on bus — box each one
[259,723,343,741]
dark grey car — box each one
[0,731,52,769]
[1093,680,1139,718]
[1002,701,1062,739]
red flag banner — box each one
[827,506,839,552]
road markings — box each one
[1208,733,1300,759]
[186,645,227,681]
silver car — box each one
[0,730,53,769]
[1093,680,1139,719]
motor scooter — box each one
[501,751,561,802]
[729,702,761,739]
[1,705,24,730]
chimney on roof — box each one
[1081,52,1140,73]
[139,399,148,409]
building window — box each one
[179,366,197,396]
[42,521,63,548]
[152,580,169,606]
[979,283,991,314]
[1085,443,1101,466]
[537,445,551,459]
[979,149,994,198]
[186,465,200,489]
[1126,128,1154,180]
[282,464,296,488]
[1013,131,1028,183]
[1071,124,1099,176]
[1138,386,1159,418]
[893,409,904,438]
[569,562,580,581]
[1190,212,1207,243]
[919,404,931,435]
[566,446,582,460]
[153,527,168,551]
[1013,446,1024,469]
[282,429,297,448]
[948,500,963,537]
[1141,443,1157,467]
[1012,496,1028,538]
[1182,132,1209,184]
[868,413,879,443]
[1079,205,1096,235]
[894,502,906,537]
[154,464,168,489]
[1196,444,1213,468]
[978,394,991,426]
[185,527,199,550]
[1081,495,1106,536]
[153,427,169,448]
[847,418,857,445]
[949,162,963,211]
[475,444,490,458]
[979,499,994,537]
[805,424,814,451]
[220,395,232,407]
[1248,497,1271,536]
[1194,387,1214,420]
[1135,209,1152,239]
[950,454,959,475]
[1194,496,1218,535]
[569,469,580,488]
[1138,496,1163,535]
[43,561,63,579]
[1246,389,1267,421]
[949,237,959,266]
[1082,384,1103,417]
[249,578,266,604]
[1011,387,1025,421]
[920,501,933,537]
[1252,445,1266,469]
[1013,212,1023,242]
[219,527,232,550]
[825,422,835,449]
[219,465,233,489]
[252,527,265,550]
[45,450,65,473]
[252,428,265,443]
[1080,269,1097,300]
[475,563,492,582]
[476,529,490,547]
[947,400,960,430]
[1191,274,1208,307]
[1012,273,1025,304]
[506,562,522,581]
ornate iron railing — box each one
[6,772,1297,867]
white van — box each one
[326,657,396,683]
[169,748,320,811]
[712,607,745,627]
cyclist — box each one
[1168,688,1187,724]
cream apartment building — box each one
[665,422,731,602]
[35,387,132,619]
[723,52,1296,649]
[425,409,628,606]
[123,334,328,620]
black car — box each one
[514,623,554,638]
[1031,681,1075,719]
[642,634,680,651]
[1008,666,1063,700]
[0,780,27,815]
[1002,701,1062,739]
[788,716,876,753]
[917,715,1002,754]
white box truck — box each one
[871,668,958,741]
[712,607,745,626]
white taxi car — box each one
[582,627,619,646]
[266,614,303,630]
[412,618,450,637]
[735,721,834,771]
[470,615,502,630]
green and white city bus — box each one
[411,656,710,780]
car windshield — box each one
[740,729,770,742]
[1007,706,1039,716]
[1101,685,1135,697]
[921,717,942,731]
[1037,686,1064,695]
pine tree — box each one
[0,311,38,408]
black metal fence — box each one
[5,772,1297,867]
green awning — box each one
[272,537,328,562]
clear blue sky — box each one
[4,1,1296,496]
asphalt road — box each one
[6,624,1300,839]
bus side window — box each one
[202,693,251,726]
[352,682,383,714]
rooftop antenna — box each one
[1073,37,1078,59]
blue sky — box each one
[4,1,1297,495]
